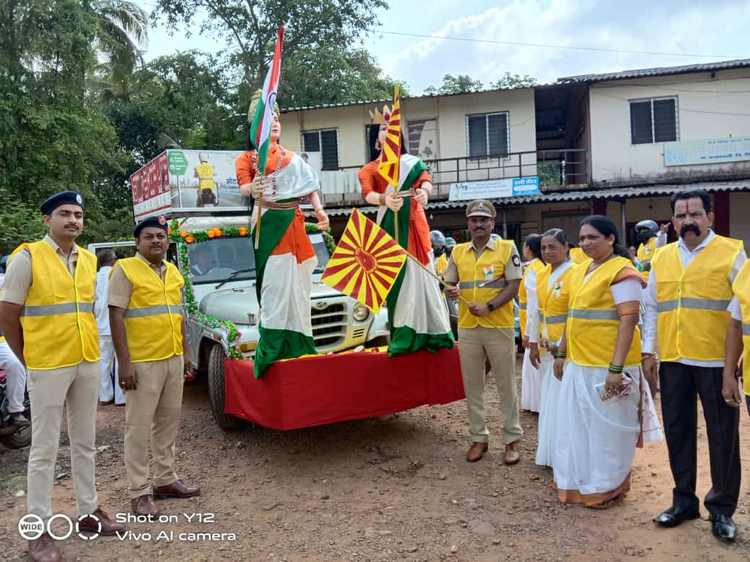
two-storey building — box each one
[279,58,750,247]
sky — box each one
[135,0,750,94]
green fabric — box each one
[253,325,316,379]
[388,325,455,357]
[252,208,296,301]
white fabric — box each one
[527,260,572,344]
[523,267,538,339]
[553,362,662,496]
[656,231,668,248]
[98,335,124,405]
[611,277,643,304]
[261,253,316,335]
[729,296,741,321]
[94,266,112,336]
[262,153,320,202]
[535,353,561,467]
[520,347,542,412]
[0,341,26,413]
[392,257,452,334]
[642,230,747,365]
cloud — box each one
[376,0,750,93]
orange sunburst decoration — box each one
[377,84,402,187]
[321,209,407,313]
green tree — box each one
[424,74,484,95]
[152,0,390,107]
[491,72,537,89]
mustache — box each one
[680,224,701,237]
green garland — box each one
[169,219,335,360]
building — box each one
[279,58,750,247]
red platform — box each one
[224,347,465,430]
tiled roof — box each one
[558,58,750,84]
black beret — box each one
[40,191,84,215]
[134,216,168,238]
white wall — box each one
[589,68,750,184]
[279,88,537,170]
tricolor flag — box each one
[378,84,402,187]
[250,25,285,175]
[321,209,407,313]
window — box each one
[629,97,678,144]
[466,112,509,158]
[301,129,339,170]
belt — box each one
[259,200,299,210]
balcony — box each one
[319,148,589,206]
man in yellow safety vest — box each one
[109,216,200,517]
[0,191,125,562]
[643,190,745,543]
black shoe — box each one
[8,413,29,427]
[654,505,700,528]
[710,514,736,543]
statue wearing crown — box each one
[357,101,453,356]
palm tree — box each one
[91,0,149,101]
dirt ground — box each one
[1,359,750,562]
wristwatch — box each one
[487,302,496,312]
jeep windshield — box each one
[187,232,330,284]
[187,237,256,284]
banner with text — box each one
[448,176,540,201]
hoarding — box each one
[664,137,750,167]
[130,149,248,220]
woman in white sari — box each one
[519,234,545,412]
[552,216,661,508]
[527,229,574,467]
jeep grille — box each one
[311,302,346,348]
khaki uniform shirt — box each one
[1,235,84,305]
[108,252,167,309]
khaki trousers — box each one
[458,327,522,445]
[124,355,184,498]
[27,361,99,520]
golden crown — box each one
[368,104,392,125]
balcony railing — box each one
[319,148,589,204]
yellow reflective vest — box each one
[18,241,100,370]
[732,261,750,395]
[518,258,545,337]
[636,237,658,281]
[652,236,742,363]
[569,247,588,265]
[536,262,574,345]
[195,162,216,190]
[453,239,518,329]
[567,256,642,368]
[435,253,448,278]
[118,257,185,363]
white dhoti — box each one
[552,362,661,506]
[535,353,561,467]
[520,347,542,412]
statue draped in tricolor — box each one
[358,94,453,355]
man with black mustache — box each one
[642,190,746,543]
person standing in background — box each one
[519,234,545,413]
[95,249,124,406]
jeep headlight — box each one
[352,303,370,322]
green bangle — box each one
[554,351,567,359]
[608,363,624,373]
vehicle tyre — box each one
[0,424,31,449]
[207,344,243,430]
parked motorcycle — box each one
[0,369,31,449]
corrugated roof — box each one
[558,58,750,84]
[317,180,750,216]
[280,83,545,113]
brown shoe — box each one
[131,494,160,516]
[153,479,201,499]
[466,442,488,462]
[79,507,126,536]
[28,533,61,562]
[503,441,520,465]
